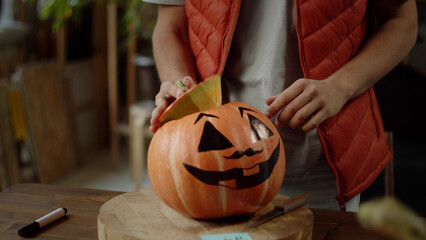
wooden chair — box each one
[128,101,154,189]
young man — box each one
[146,0,418,211]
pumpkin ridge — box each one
[214,151,227,215]
[169,136,194,217]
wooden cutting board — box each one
[98,188,313,240]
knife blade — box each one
[243,192,310,230]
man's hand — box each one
[265,77,349,132]
[150,76,196,133]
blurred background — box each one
[0,0,425,218]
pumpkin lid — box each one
[159,75,222,125]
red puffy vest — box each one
[185,0,393,210]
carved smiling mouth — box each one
[183,142,280,189]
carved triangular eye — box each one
[198,121,233,152]
[249,114,273,142]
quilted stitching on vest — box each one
[297,0,368,79]
[185,0,235,80]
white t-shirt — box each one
[222,0,323,178]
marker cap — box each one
[18,221,40,237]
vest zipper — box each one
[294,0,309,79]
[293,0,346,211]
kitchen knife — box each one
[243,192,310,230]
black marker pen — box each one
[18,207,67,237]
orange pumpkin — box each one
[147,101,285,219]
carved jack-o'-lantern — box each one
[147,101,285,219]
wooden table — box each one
[0,183,391,240]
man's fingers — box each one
[150,104,166,124]
[154,94,167,108]
[165,81,185,97]
[155,81,184,107]
[182,76,196,89]
[265,79,305,118]
[150,103,167,133]
[265,93,293,119]
[300,110,327,132]
[265,95,278,106]
[277,90,315,125]
[150,125,159,133]
[286,100,320,129]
